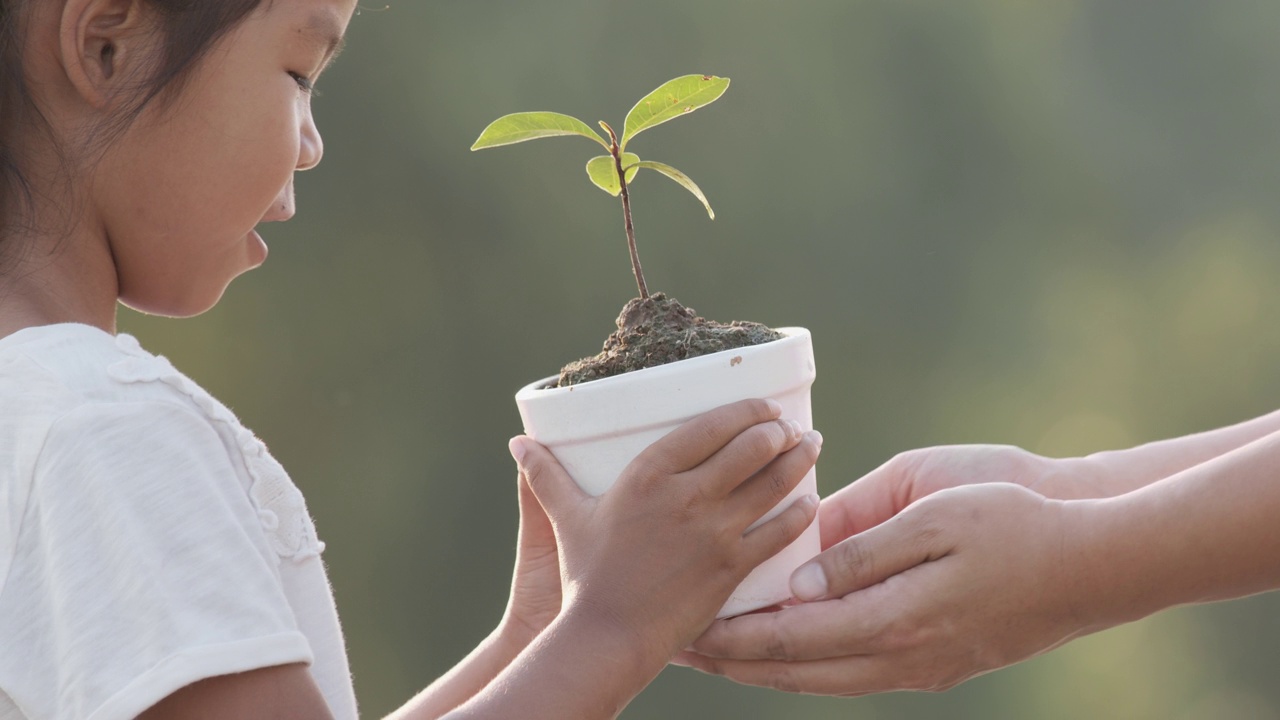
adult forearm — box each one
[1070,429,1280,632]
[1081,408,1280,497]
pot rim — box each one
[516,326,810,398]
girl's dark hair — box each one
[0,0,266,252]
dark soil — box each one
[556,293,784,387]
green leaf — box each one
[621,75,730,150]
[471,112,608,151]
[586,153,641,196]
[628,160,715,219]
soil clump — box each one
[556,293,784,387]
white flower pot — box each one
[515,328,820,618]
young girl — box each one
[0,1,823,718]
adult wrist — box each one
[1054,498,1111,636]
[1031,455,1114,501]
[1066,455,1120,498]
[1057,494,1169,635]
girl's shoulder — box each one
[0,322,322,562]
[0,322,194,415]
[0,323,238,454]
[1,322,241,434]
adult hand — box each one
[681,480,1093,695]
[818,445,1100,553]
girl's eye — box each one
[289,72,315,95]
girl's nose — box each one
[298,107,324,171]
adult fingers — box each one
[739,492,819,567]
[679,652,914,697]
[816,452,915,550]
[509,436,589,524]
[790,501,951,602]
[634,398,783,475]
[728,431,821,527]
[691,590,894,662]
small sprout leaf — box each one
[621,75,729,150]
[629,160,715,219]
[471,112,608,150]
[471,74,731,299]
[586,153,641,196]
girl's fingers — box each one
[694,418,807,497]
[633,399,783,475]
[509,436,588,523]
[727,431,821,526]
[515,466,557,547]
[739,492,819,568]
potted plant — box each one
[472,75,819,617]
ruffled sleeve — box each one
[106,334,324,562]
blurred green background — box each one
[120,0,1280,717]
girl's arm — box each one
[429,405,821,719]
[436,602,691,719]
[383,624,539,720]
[141,400,821,720]
[388,467,565,717]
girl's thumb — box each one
[508,436,586,518]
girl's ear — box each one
[59,0,153,108]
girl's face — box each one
[96,0,356,317]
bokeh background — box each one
[120,1,1280,717]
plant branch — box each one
[601,121,647,299]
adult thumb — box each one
[789,509,942,602]
[509,436,588,522]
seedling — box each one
[471,74,729,300]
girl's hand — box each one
[681,483,1087,695]
[496,470,563,652]
[509,399,821,669]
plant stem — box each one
[601,121,647,299]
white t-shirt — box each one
[0,324,358,720]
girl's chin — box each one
[246,229,269,268]
[119,234,268,318]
